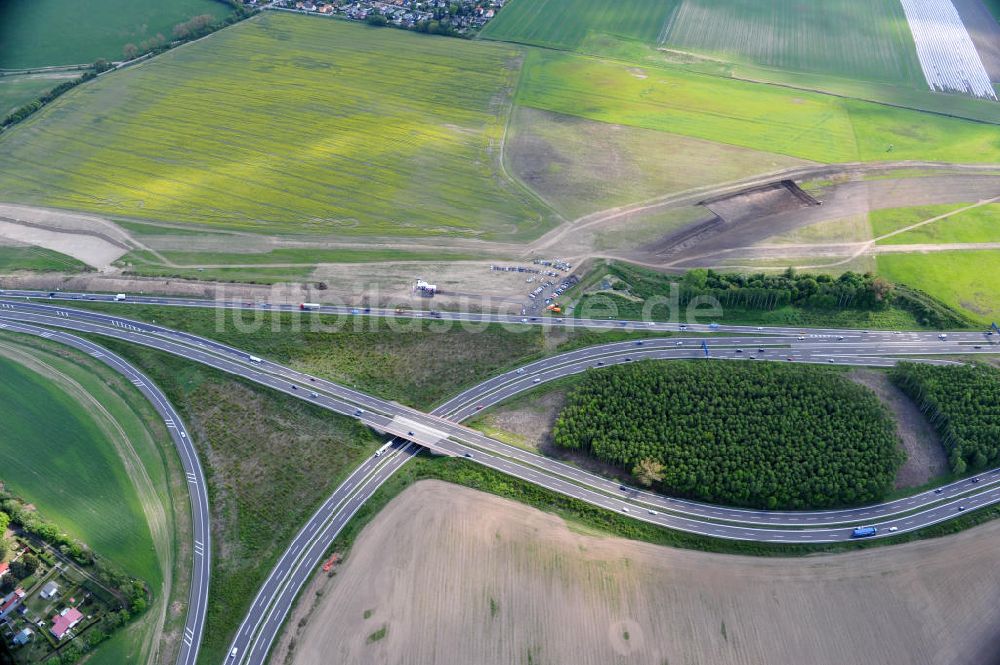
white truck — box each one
[114,293,127,302]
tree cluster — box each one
[172,14,218,39]
[890,362,1000,474]
[552,361,903,509]
[674,268,895,311]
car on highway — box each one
[621,506,629,513]
[971,477,980,483]
[958,505,966,511]
[938,333,948,340]
[888,526,898,532]
[516,368,525,374]
[354,408,364,416]
[758,347,765,353]
[675,341,683,346]
[636,340,644,346]
[309,391,319,398]
[648,509,658,515]
[291,384,298,390]
[797,336,805,341]
[464,452,473,458]
[934,488,944,494]
[230,648,238,660]
[532,378,541,383]
[476,404,485,410]
[735,348,742,353]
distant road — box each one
[2,295,999,664]
[0,319,210,665]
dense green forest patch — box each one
[552,360,903,509]
[890,363,1000,474]
[574,263,971,329]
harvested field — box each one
[505,106,810,219]
[663,0,925,85]
[286,480,1000,665]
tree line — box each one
[585,264,970,328]
[890,362,1000,474]
[552,361,903,509]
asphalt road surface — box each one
[2,295,999,664]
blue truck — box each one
[851,526,878,538]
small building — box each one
[39,581,59,600]
[0,562,8,578]
[0,588,26,619]
[12,628,32,646]
[50,607,84,640]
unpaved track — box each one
[287,480,1000,665]
[649,176,1000,269]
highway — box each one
[0,319,211,665]
[1,296,998,664]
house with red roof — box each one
[0,561,8,578]
[50,607,84,640]
[0,588,25,619]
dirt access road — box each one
[279,480,1000,665]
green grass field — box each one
[0,73,79,116]
[0,245,90,272]
[0,14,554,239]
[0,354,161,583]
[0,333,192,664]
[878,251,1000,325]
[515,50,1000,164]
[0,0,230,69]
[480,0,678,51]
[662,0,924,85]
[873,204,1000,245]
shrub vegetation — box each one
[552,361,903,509]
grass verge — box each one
[86,338,382,665]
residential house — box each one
[39,581,59,600]
[0,588,26,620]
[50,607,84,640]
[0,562,8,579]
[12,627,32,646]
